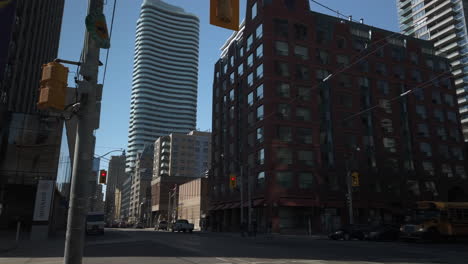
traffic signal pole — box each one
[64,0,103,263]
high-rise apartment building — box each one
[126,0,200,173]
[210,0,468,234]
[105,155,126,224]
[397,0,468,139]
[0,0,65,230]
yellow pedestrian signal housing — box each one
[37,62,69,111]
[99,170,107,184]
[210,0,239,31]
[351,172,360,187]
[229,174,237,189]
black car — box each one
[364,225,400,241]
[328,225,370,240]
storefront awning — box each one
[279,198,318,207]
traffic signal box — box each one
[229,174,237,189]
[37,62,69,111]
[99,170,107,184]
[351,172,360,187]
[210,0,239,31]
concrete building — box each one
[120,176,132,222]
[128,144,153,225]
[0,0,65,231]
[177,177,209,230]
[104,154,126,224]
[114,188,122,221]
[210,0,468,234]
[396,0,468,139]
[125,0,200,174]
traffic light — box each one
[351,172,360,187]
[37,62,69,110]
[229,174,237,189]
[99,170,107,184]
[210,0,239,31]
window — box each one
[377,80,389,95]
[297,128,313,144]
[251,2,258,20]
[447,111,457,123]
[393,66,405,79]
[277,82,290,98]
[298,150,314,166]
[256,84,264,100]
[338,74,352,88]
[410,52,418,64]
[275,41,289,56]
[256,127,264,143]
[450,128,461,142]
[437,127,447,140]
[296,107,311,121]
[316,29,328,44]
[337,36,346,48]
[294,24,307,40]
[299,172,313,189]
[256,44,263,59]
[238,45,244,58]
[248,72,254,87]
[275,61,289,77]
[407,180,420,196]
[358,60,369,72]
[257,105,264,120]
[270,172,293,191]
[420,142,432,157]
[414,89,424,101]
[247,92,254,106]
[229,89,235,101]
[412,70,422,82]
[336,55,349,67]
[353,38,367,51]
[238,63,244,76]
[376,63,387,74]
[451,147,463,160]
[258,148,265,165]
[248,132,254,146]
[257,171,265,188]
[381,119,393,133]
[376,47,384,57]
[426,59,434,70]
[422,161,435,176]
[296,64,310,80]
[278,104,291,119]
[255,64,263,79]
[317,49,329,64]
[274,19,288,38]
[444,94,454,106]
[432,109,445,122]
[247,34,253,51]
[432,91,441,104]
[455,166,467,179]
[230,72,235,85]
[247,54,254,67]
[383,138,396,152]
[278,126,292,142]
[416,105,426,119]
[417,124,429,137]
[229,105,235,119]
[298,86,311,100]
[255,24,263,39]
[276,148,293,165]
[442,164,453,177]
[439,145,449,159]
[294,45,308,59]
[339,94,352,107]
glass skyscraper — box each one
[126,0,199,173]
[397,0,468,139]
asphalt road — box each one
[1,228,468,264]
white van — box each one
[86,212,105,235]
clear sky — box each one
[57,0,400,169]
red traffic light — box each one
[231,176,236,181]
[99,169,107,184]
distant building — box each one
[128,144,153,224]
[210,0,468,234]
[105,154,126,223]
[396,0,468,140]
[177,177,209,230]
[120,176,132,221]
[125,0,200,174]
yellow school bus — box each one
[400,201,468,240]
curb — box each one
[0,244,18,254]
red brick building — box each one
[210,0,468,234]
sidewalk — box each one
[200,230,328,240]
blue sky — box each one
[57,0,400,169]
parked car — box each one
[328,225,370,240]
[155,221,168,231]
[364,225,400,241]
[134,222,144,229]
[118,221,127,228]
[86,212,105,235]
[170,219,194,233]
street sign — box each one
[85,10,110,49]
[351,172,360,187]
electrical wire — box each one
[310,0,354,21]
[101,0,117,87]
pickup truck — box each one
[171,219,194,233]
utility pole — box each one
[168,191,171,222]
[240,166,244,225]
[247,167,252,235]
[345,158,353,225]
[63,0,104,263]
